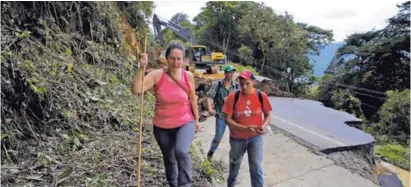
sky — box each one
[153,0,405,42]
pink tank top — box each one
[153,69,194,129]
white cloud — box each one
[153,0,404,42]
[153,1,204,21]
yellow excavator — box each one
[153,14,225,74]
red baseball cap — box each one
[239,70,256,80]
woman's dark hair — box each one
[165,41,185,58]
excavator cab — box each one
[191,46,208,62]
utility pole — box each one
[285,67,291,93]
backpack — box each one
[233,89,264,112]
[214,80,239,101]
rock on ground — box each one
[194,77,214,122]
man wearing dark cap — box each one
[222,70,272,187]
[206,65,239,160]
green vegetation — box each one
[330,89,365,120]
[228,62,259,76]
[312,2,410,169]
[159,2,409,170]
[1,0,409,185]
[375,144,410,170]
[190,141,225,184]
[0,2,210,186]
[158,2,332,97]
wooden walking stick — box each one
[137,33,148,187]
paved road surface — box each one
[195,67,374,149]
[269,97,375,150]
[196,117,379,187]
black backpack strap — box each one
[213,80,222,101]
[257,89,263,108]
[233,90,240,112]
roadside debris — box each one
[256,79,295,97]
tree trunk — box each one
[222,38,227,62]
[260,43,269,76]
[287,73,294,93]
[285,77,290,93]
[260,53,267,76]
[223,32,231,63]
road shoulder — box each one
[195,116,379,187]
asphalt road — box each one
[195,68,375,149]
[269,97,375,149]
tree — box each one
[193,1,255,59]
[160,13,195,46]
[170,12,189,25]
[239,3,281,76]
[187,1,337,96]
[325,1,410,119]
[331,89,364,119]
[117,1,154,29]
[317,74,337,107]
[297,23,334,56]
[238,45,254,66]
[368,89,410,146]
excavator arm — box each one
[152,14,197,45]
[152,14,225,71]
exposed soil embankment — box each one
[322,143,378,185]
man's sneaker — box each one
[207,151,214,161]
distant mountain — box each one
[309,41,345,77]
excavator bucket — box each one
[206,66,218,74]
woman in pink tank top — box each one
[131,41,199,187]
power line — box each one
[316,84,384,110]
[323,83,387,100]
[324,83,386,100]
[336,83,387,96]
[361,102,380,109]
[262,65,388,102]
[349,90,386,100]
[148,13,392,102]
[260,62,390,99]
